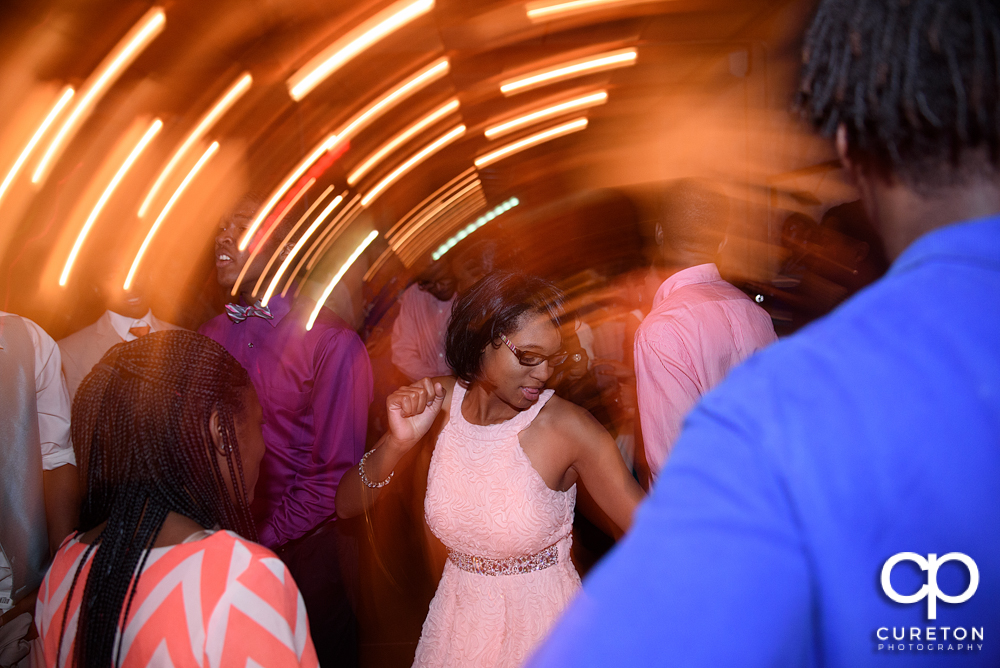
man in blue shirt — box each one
[529,1,1000,666]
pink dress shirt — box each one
[634,264,776,477]
[390,283,454,381]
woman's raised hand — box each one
[386,378,446,450]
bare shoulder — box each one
[535,394,608,443]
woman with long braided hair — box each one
[34,330,317,667]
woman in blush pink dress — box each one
[338,272,644,668]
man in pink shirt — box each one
[635,179,776,480]
[391,261,455,382]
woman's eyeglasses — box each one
[499,333,569,367]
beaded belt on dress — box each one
[447,543,559,576]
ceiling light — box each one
[334,58,450,150]
[499,48,636,96]
[58,118,162,287]
[388,176,480,251]
[307,230,379,330]
[124,141,218,289]
[348,98,459,185]
[0,87,74,210]
[526,0,655,22]
[237,134,337,251]
[475,117,587,168]
[287,0,435,101]
[33,7,166,184]
[139,72,251,217]
[361,124,466,207]
[432,197,519,260]
[261,193,345,306]
[282,196,363,298]
[485,90,606,139]
[251,185,336,297]
[240,59,446,252]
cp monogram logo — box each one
[881,552,979,620]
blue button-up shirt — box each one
[530,215,1000,667]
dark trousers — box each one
[278,520,358,668]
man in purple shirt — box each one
[199,193,373,667]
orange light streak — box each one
[484,90,606,139]
[307,230,379,331]
[334,58,450,150]
[124,141,218,289]
[348,98,459,185]
[58,118,162,287]
[389,178,481,251]
[239,59,447,253]
[475,117,587,167]
[237,135,337,251]
[261,194,345,306]
[139,72,252,218]
[526,0,656,21]
[287,0,435,101]
[230,177,317,297]
[250,185,336,298]
[0,86,74,209]
[385,166,477,239]
[248,186,334,297]
[305,200,364,271]
[281,196,362,298]
[499,48,636,96]
[361,124,466,207]
[33,7,166,184]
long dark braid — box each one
[797,0,1000,184]
[61,330,257,667]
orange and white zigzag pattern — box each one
[36,531,318,668]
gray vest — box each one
[0,315,49,604]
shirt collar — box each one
[106,309,153,341]
[888,214,1000,278]
[652,263,722,308]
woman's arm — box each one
[566,408,645,533]
[336,378,446,519]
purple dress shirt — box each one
[199,293,373,548]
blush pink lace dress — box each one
[413,383,580,668]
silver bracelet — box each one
[359,448,393,488]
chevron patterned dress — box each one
[35,530,317,667]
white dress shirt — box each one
[0,311,75,470]
[106,308,154,342]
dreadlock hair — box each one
[797,0,1000,186]
[446,271,566,384]
[62,330,256,667]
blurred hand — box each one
[386,377,446,450]
[592,358,635,381]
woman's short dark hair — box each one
[446,271,566,383]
